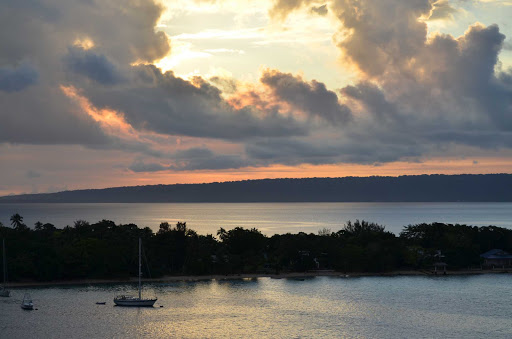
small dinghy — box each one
[96,302,106,305]
[21,293,34,310]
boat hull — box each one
[113,298,157,307]
[21,304,33,310]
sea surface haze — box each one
[0,202,511,234]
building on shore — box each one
[480,249,512,268]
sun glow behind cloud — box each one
[61,85,144,141]
[156,0,348,88]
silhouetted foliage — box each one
[341,220,386,235]
[1,215,512,282]
[10,213,28,231]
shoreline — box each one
[6,269,511,288]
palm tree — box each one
[10,214,22,228]
[10,213,26,230]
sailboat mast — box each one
[2,239,6,285]
[138,237,142,299]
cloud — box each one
[242,0,512,169]
[328,0,512,157]
[260,69,352,125]
[0,84,112,145]
[80,65,309,141]
[245,135,426,166]
[332,0,432,77]
[2,0,512,178]
[129,160,168,172]
[428,0,458,21]
[269,0,325,20]
[129,147,252,172]
[0,0,170,147]
[26,170,42,178]
[311,4,328,16]
[0,63,38,92]
[63,47,124,85]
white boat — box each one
[0,239,10,297]
[21,293,33,310]
[114,238,157,307]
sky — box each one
[1,0,512,196]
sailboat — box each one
[113,238,157,307]
[0,239,10,297]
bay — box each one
[1,202,511,235]
[1,275,511,338]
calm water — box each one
[0,202,511,235]
[1,275,511,338]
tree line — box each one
[1,214,512,281]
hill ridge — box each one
[1,174,511,203]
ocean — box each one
[0,202,511,235]
[1,275,511,338]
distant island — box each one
[1,174,512,203]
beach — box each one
[6,269,511,288]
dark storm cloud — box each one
[260,70,352,126]
[340,82,400,123]
[0,63,38,92]
[63,47,124,85]
[0,0,170,147]
[81,65,309,141]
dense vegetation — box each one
[1,215,512,282]
[1,174,512,203]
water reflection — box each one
[2,275,512,338]
[2,202,512,235]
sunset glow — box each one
[1,0,512,194]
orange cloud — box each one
[60,85,245,157]
[61,85,137,139]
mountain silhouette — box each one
[1,174,511,203]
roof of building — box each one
[480,249,512,259]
